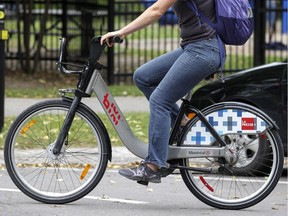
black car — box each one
[190,62,287,166]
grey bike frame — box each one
[86,69,226,160]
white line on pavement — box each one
[0,187,148,205]
[84,195,148,204]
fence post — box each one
[253,0,266,66]
[107,0,115,85]
[0,5,8,132]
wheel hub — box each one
[224,148,239,165]
[47,142,66,161]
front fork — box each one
[52,95,82,155]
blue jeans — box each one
[133,37,222,168]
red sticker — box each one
[241,118,256,130]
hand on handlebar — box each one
[100,31,124,47]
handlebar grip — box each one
[89,35,123,64]
[109,35,123,44]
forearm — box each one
[119,0,176,37]
[119,6,164,36]
[101,0,176,45]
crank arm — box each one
[170,165,212,173]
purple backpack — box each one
[186,0,254,46]
[186,0,254,80]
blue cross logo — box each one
[204,116,219,132]
[261,120,267,127]
[223,117,237,131]
[209,116,218,126]
[218,109,227,117]
[233,109,243,117]
[191,132,206,145]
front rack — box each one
[56,61,86,75]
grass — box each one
[5,84,144,98]
[0,112,150,150]
[5,67,144,98]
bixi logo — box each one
[103,93,121,125]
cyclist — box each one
[101,0,224,183]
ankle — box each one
[180,116,189,126]
[146,163,159,172]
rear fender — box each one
[183,101,279,146]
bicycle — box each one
[4,36,284,210]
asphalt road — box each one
[0,168,287,216]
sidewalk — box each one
[4,96,149,117]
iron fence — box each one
[1,0,287,84]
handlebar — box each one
[89,35,123,66]
[57,35,123,74]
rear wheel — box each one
[180,104,284,210]
[180,128,283,209]
[4,99,110,204]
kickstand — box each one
[137,180,149,186]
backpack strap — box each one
[186,0,225,82]
[185,0,217,31]
[185,0,203,27]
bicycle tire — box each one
[180,103,284,210]
[4,99,110,204]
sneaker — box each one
[159,167,175,177]
[118,162,161,183]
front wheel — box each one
[180,104,284,209]
[4,99,110,204]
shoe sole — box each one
[119,172,161,183]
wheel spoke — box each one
[181,109,283,209]
[5,100,108,203]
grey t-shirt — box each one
[172,0,216,46]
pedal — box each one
[160,167,175,177]
[137,180,149,186]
